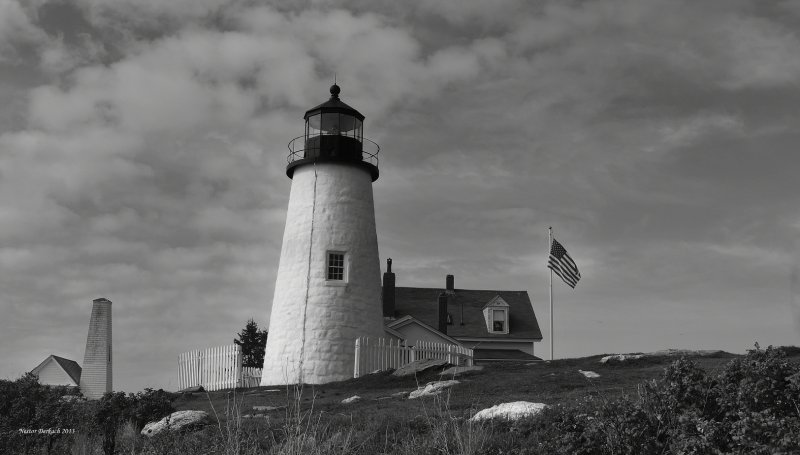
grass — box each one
[175,350,742,427]
[65,347,800,454]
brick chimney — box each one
[438,293,449,335]
[446,274,465,325]
[382,258,396,317]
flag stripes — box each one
[548,238,580,288]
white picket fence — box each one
[177,344,263,391]
[353,337,473,378]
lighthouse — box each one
[260,84,386,385]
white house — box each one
[30,355,82,387]
[382,260,543,362]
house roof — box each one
[383,325,405,339]
[391,287,543,340]
[386,315,465,346]
[31,355,82,385]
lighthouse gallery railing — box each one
[287,135,380,167]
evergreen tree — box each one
[234,319,268,368]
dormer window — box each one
[492,310,505,332]
[482,295,510,335]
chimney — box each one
[80,298,112,400]
[382,258,396,317]
[438,293,448,335]
[446,274,454,294]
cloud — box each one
[655,113,743,150]
[0,0,48,62]
[71,0,236,31]
[717,15,800,89]
[38,31,107,74]
[3,0,800,390]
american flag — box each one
[548,238,581,288]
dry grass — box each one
[69,348,799,454]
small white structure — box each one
[261,85,385,385]
[30,355,82,387]
[80,297,112,399]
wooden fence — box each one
[177,344,263,391]
[240,367,263,388]
[353,337,473,378]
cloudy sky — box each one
[2,0,799,392]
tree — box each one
[234,319,268,368]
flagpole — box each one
[549,226,553,361]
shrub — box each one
[93,391,133,455]
[0,373,88,455]
[509,345,800,454]
[130,388,177,431]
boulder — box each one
[409,380,459,399]
[600,349,725,364]
[470,402,547,422]
[341,395,361,404]
[141,410,210,437]
[648,349,724,357]
[600,354,645,363]
[392,359,449,377]
[578,370,600,378]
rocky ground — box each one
[171,348,753,428]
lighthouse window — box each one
[327,252,346,281]
[321,113,340,135]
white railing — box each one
[353,337,473,378]
[177,344,263,391]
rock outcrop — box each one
[392,359,449,377]
[440,365,484,376]
[579,370,600,378]
[408,380,459,399]
[141,410,210,437]
[470,402,547,421]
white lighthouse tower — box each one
[260,84,386,385]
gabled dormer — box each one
[482,295,510,335]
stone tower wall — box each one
[261,163,385,385]
[80,298,112,399]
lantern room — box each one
[287,84,380,181]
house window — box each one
[492,309,506,332]
[326,251,346,281]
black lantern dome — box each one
[287,84,380,181]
